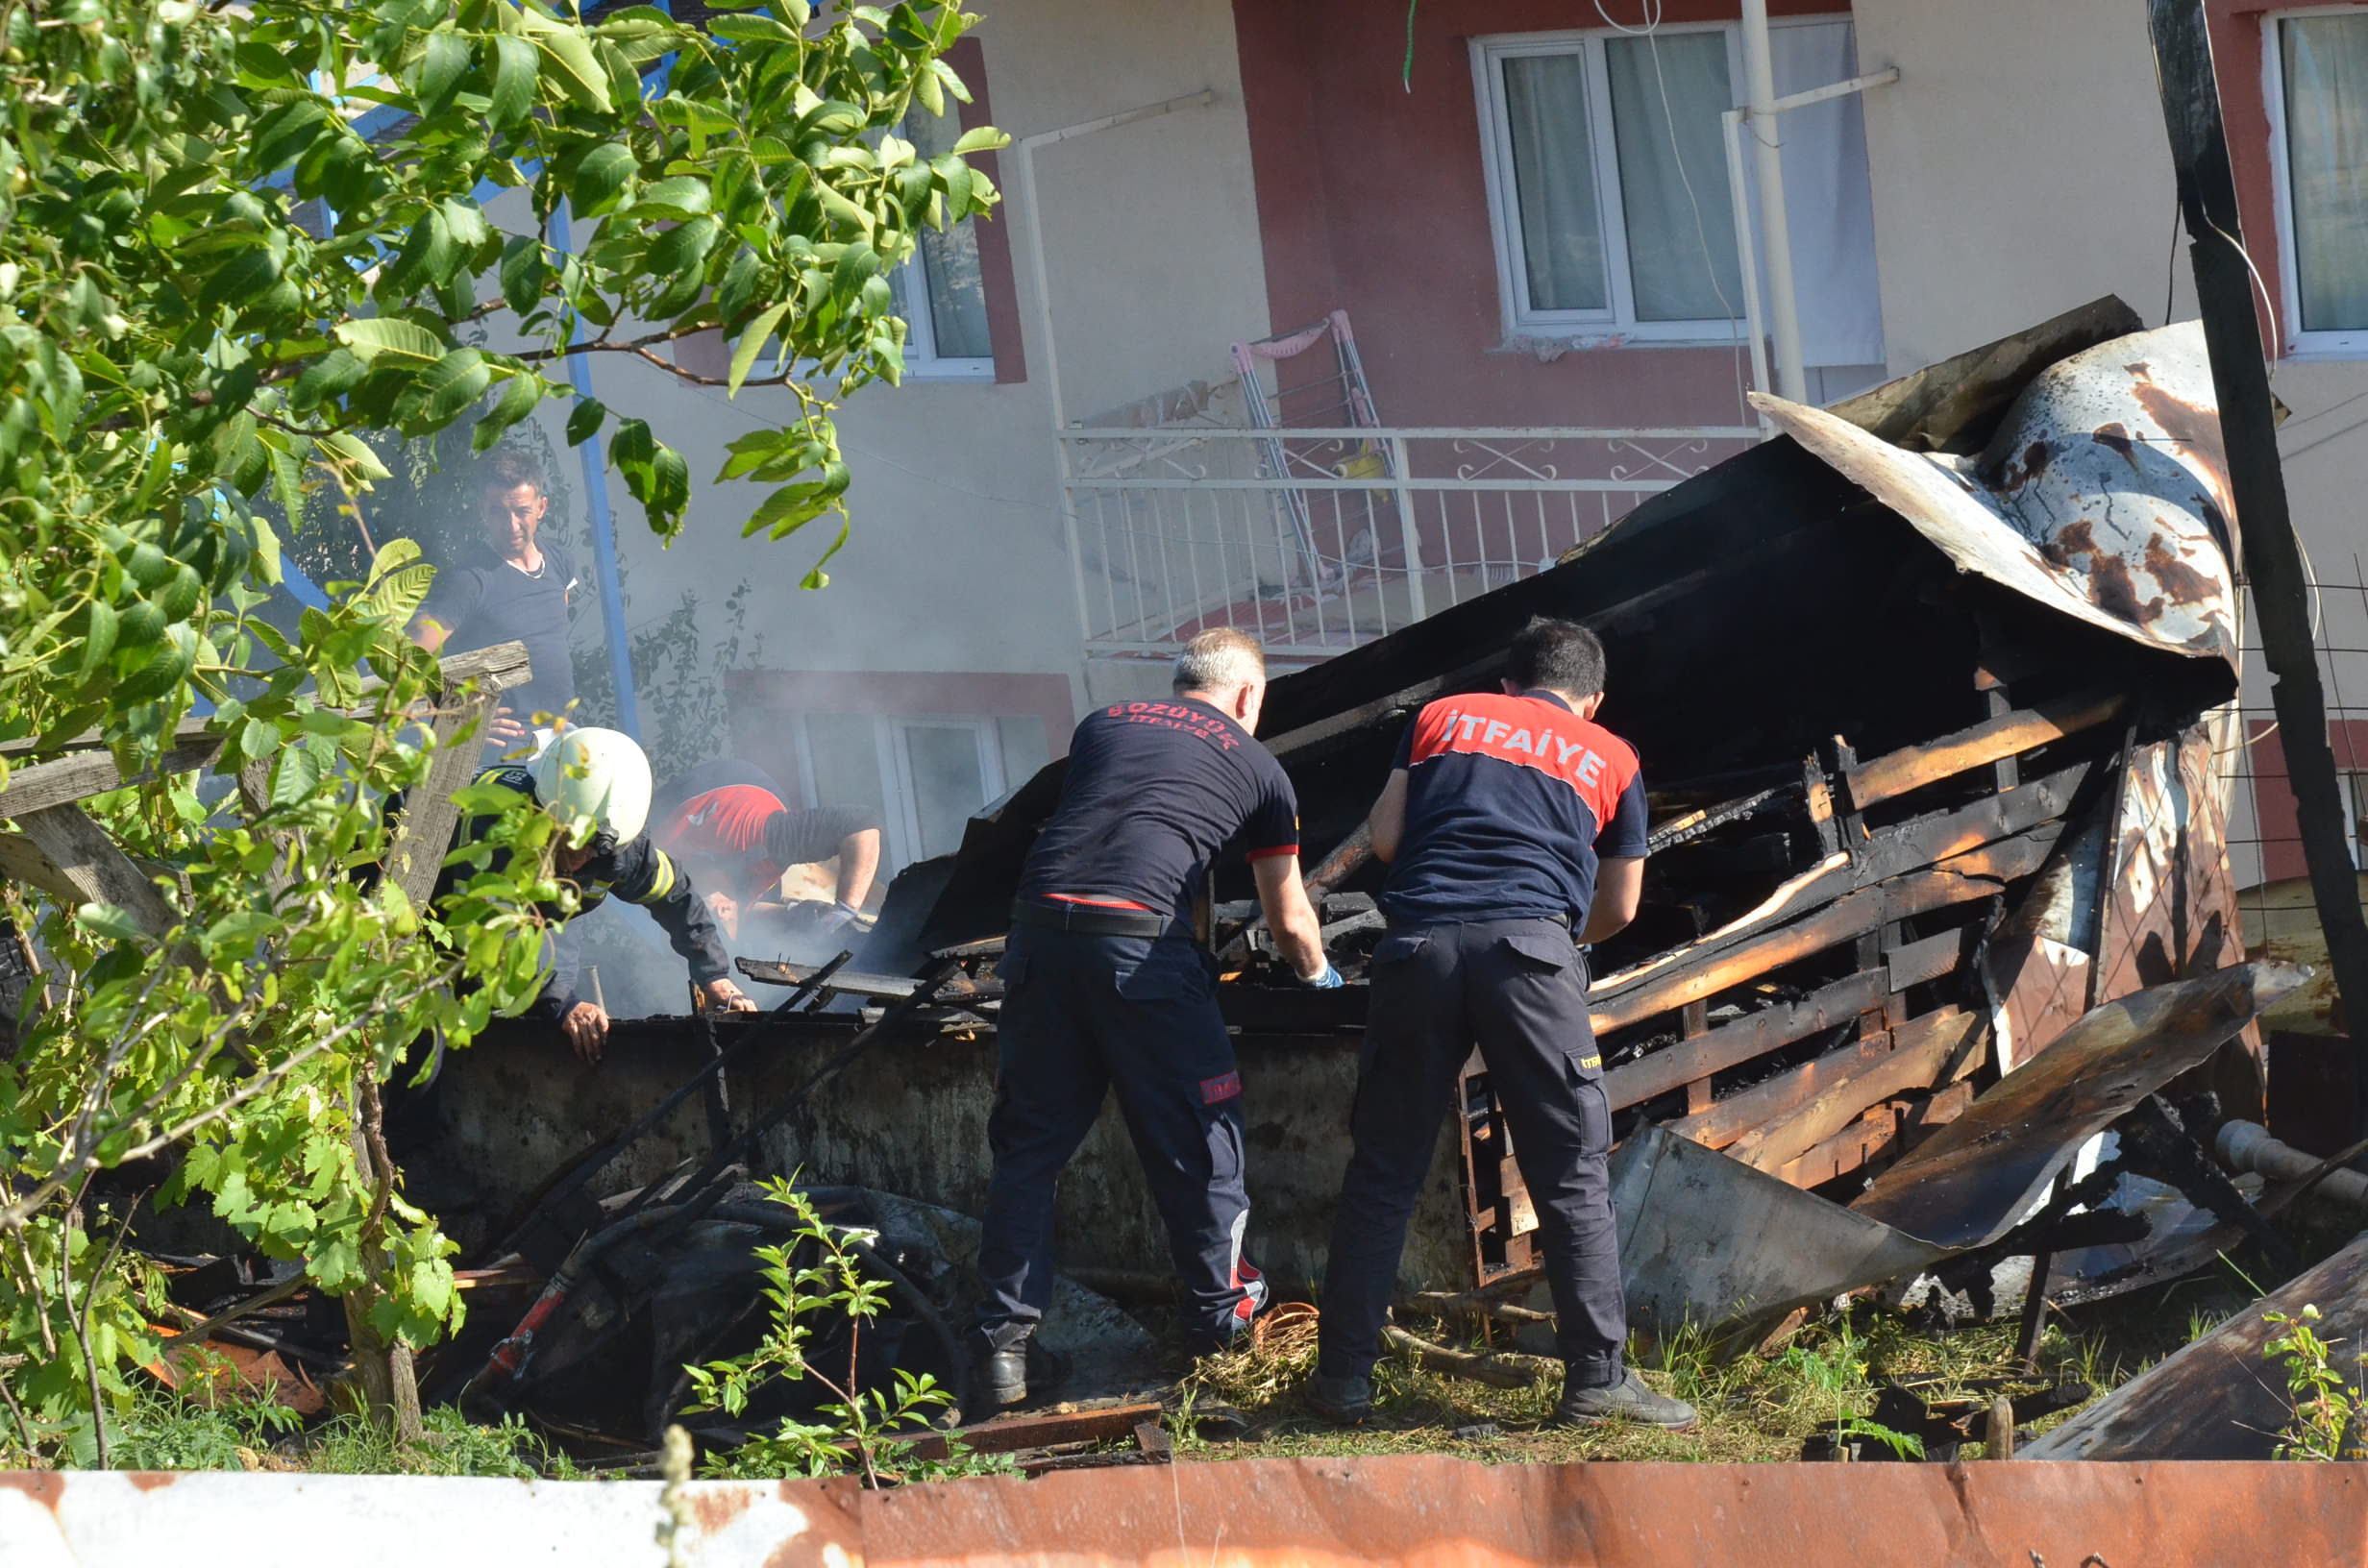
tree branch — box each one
[160,1271,309,1352]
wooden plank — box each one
[1846,762,2089,891]
[13,804,177,935]
[1601,968,1887,1113]
[382,692,497,909]
[2022,1230,2368,1459]
[0,739,225,818]
[1886,928,1964,992]
[1591,821,2061,1035]
[896,1401,1169,1461]
[1778,1103,1901,1188]
[1665,1030,1892,1151]
[739,957,1002,1003]
[1725,1008,1985,1174]
[0,832,86,903]
[1593,868,1996,1035]
[0,641,534,761]
[2149,0,2368,1139]
[1842,689,2124,812]
[0,642,533,816]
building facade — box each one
[510,0,2368,892]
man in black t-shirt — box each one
[972,628,1336,1411]
[413,451,580,761]
[1305,618,1694,1433]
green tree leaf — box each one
[488,34,539,128]
[728,301,793,396]
[519,11,613,112]
[416,30,472,113]
[569,142,636,216]
[334,317,450,365]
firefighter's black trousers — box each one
[974,923,1263,1350]
[1318,917,1625,1388]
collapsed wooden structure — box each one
[886,298,2256,1296]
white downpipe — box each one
[1720,108,1774,431]
[1013,88,1218,645]
[1739,0,1806,404]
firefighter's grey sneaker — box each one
[1305,1369,1373,1425]
[1549,1368,1697,1431]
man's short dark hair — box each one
[480,451,548,497]
[1506,618,1606,698]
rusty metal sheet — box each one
[11,1457,2368,1564]
[2024,1230,2368,1459]
[1757,323,2237,666]
[1852,962,2307,1249]
[1610,1125,1946,1338]
[851,1454,2368,1564]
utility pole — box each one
[2149,0,2368,1133]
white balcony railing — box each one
[1059,426,1762,658]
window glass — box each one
[1501,52,1609,312]
[803,712,887,823]
[1604,32,1742,322]
[996,714,1051,791]
[900,109,995,361]
[2282,14,2368,333]
[900,721,991,859]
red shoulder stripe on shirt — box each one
[1405,693,1638,828]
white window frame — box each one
[878,714,1006,867]
[1470,16,1844,346]
[892,110,998,381]
[892,250,997,380]
[2265,6,2368,358]
[788,711,1008,873]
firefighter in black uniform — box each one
[972,628,1336,1409]
[1306,619,1695,1430]
[457,727,758,1060]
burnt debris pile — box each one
[348,300,2335,1462]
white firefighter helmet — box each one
[530,726,652,846]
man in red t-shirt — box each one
[648,760,881,938]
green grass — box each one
[105,1384,589,1478]
[1162,1267,2273,1467]
[79,1241,2292,1475]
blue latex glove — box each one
[1303,962,1344,990]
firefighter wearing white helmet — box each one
[468,728,758,1060]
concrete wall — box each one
[496,0,1274,772]
[430,1017,1470,1300]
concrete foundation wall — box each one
[428,1017,1468,1298]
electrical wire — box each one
[1639,23,1752,420]
[1592,0,1666,37]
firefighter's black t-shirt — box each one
[417,542,579,728]
[1018,698,1300,924]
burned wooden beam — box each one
[2023,1230,2368,1459]
[1665,1031,1893,1151]
[2150,0,2368,1138]
[1602,969,1887,1114]
[1842,691,2123,813]
[1592,827,2054,1035]
[1846,762,2091,889]
[1724,1007,1986,1175]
